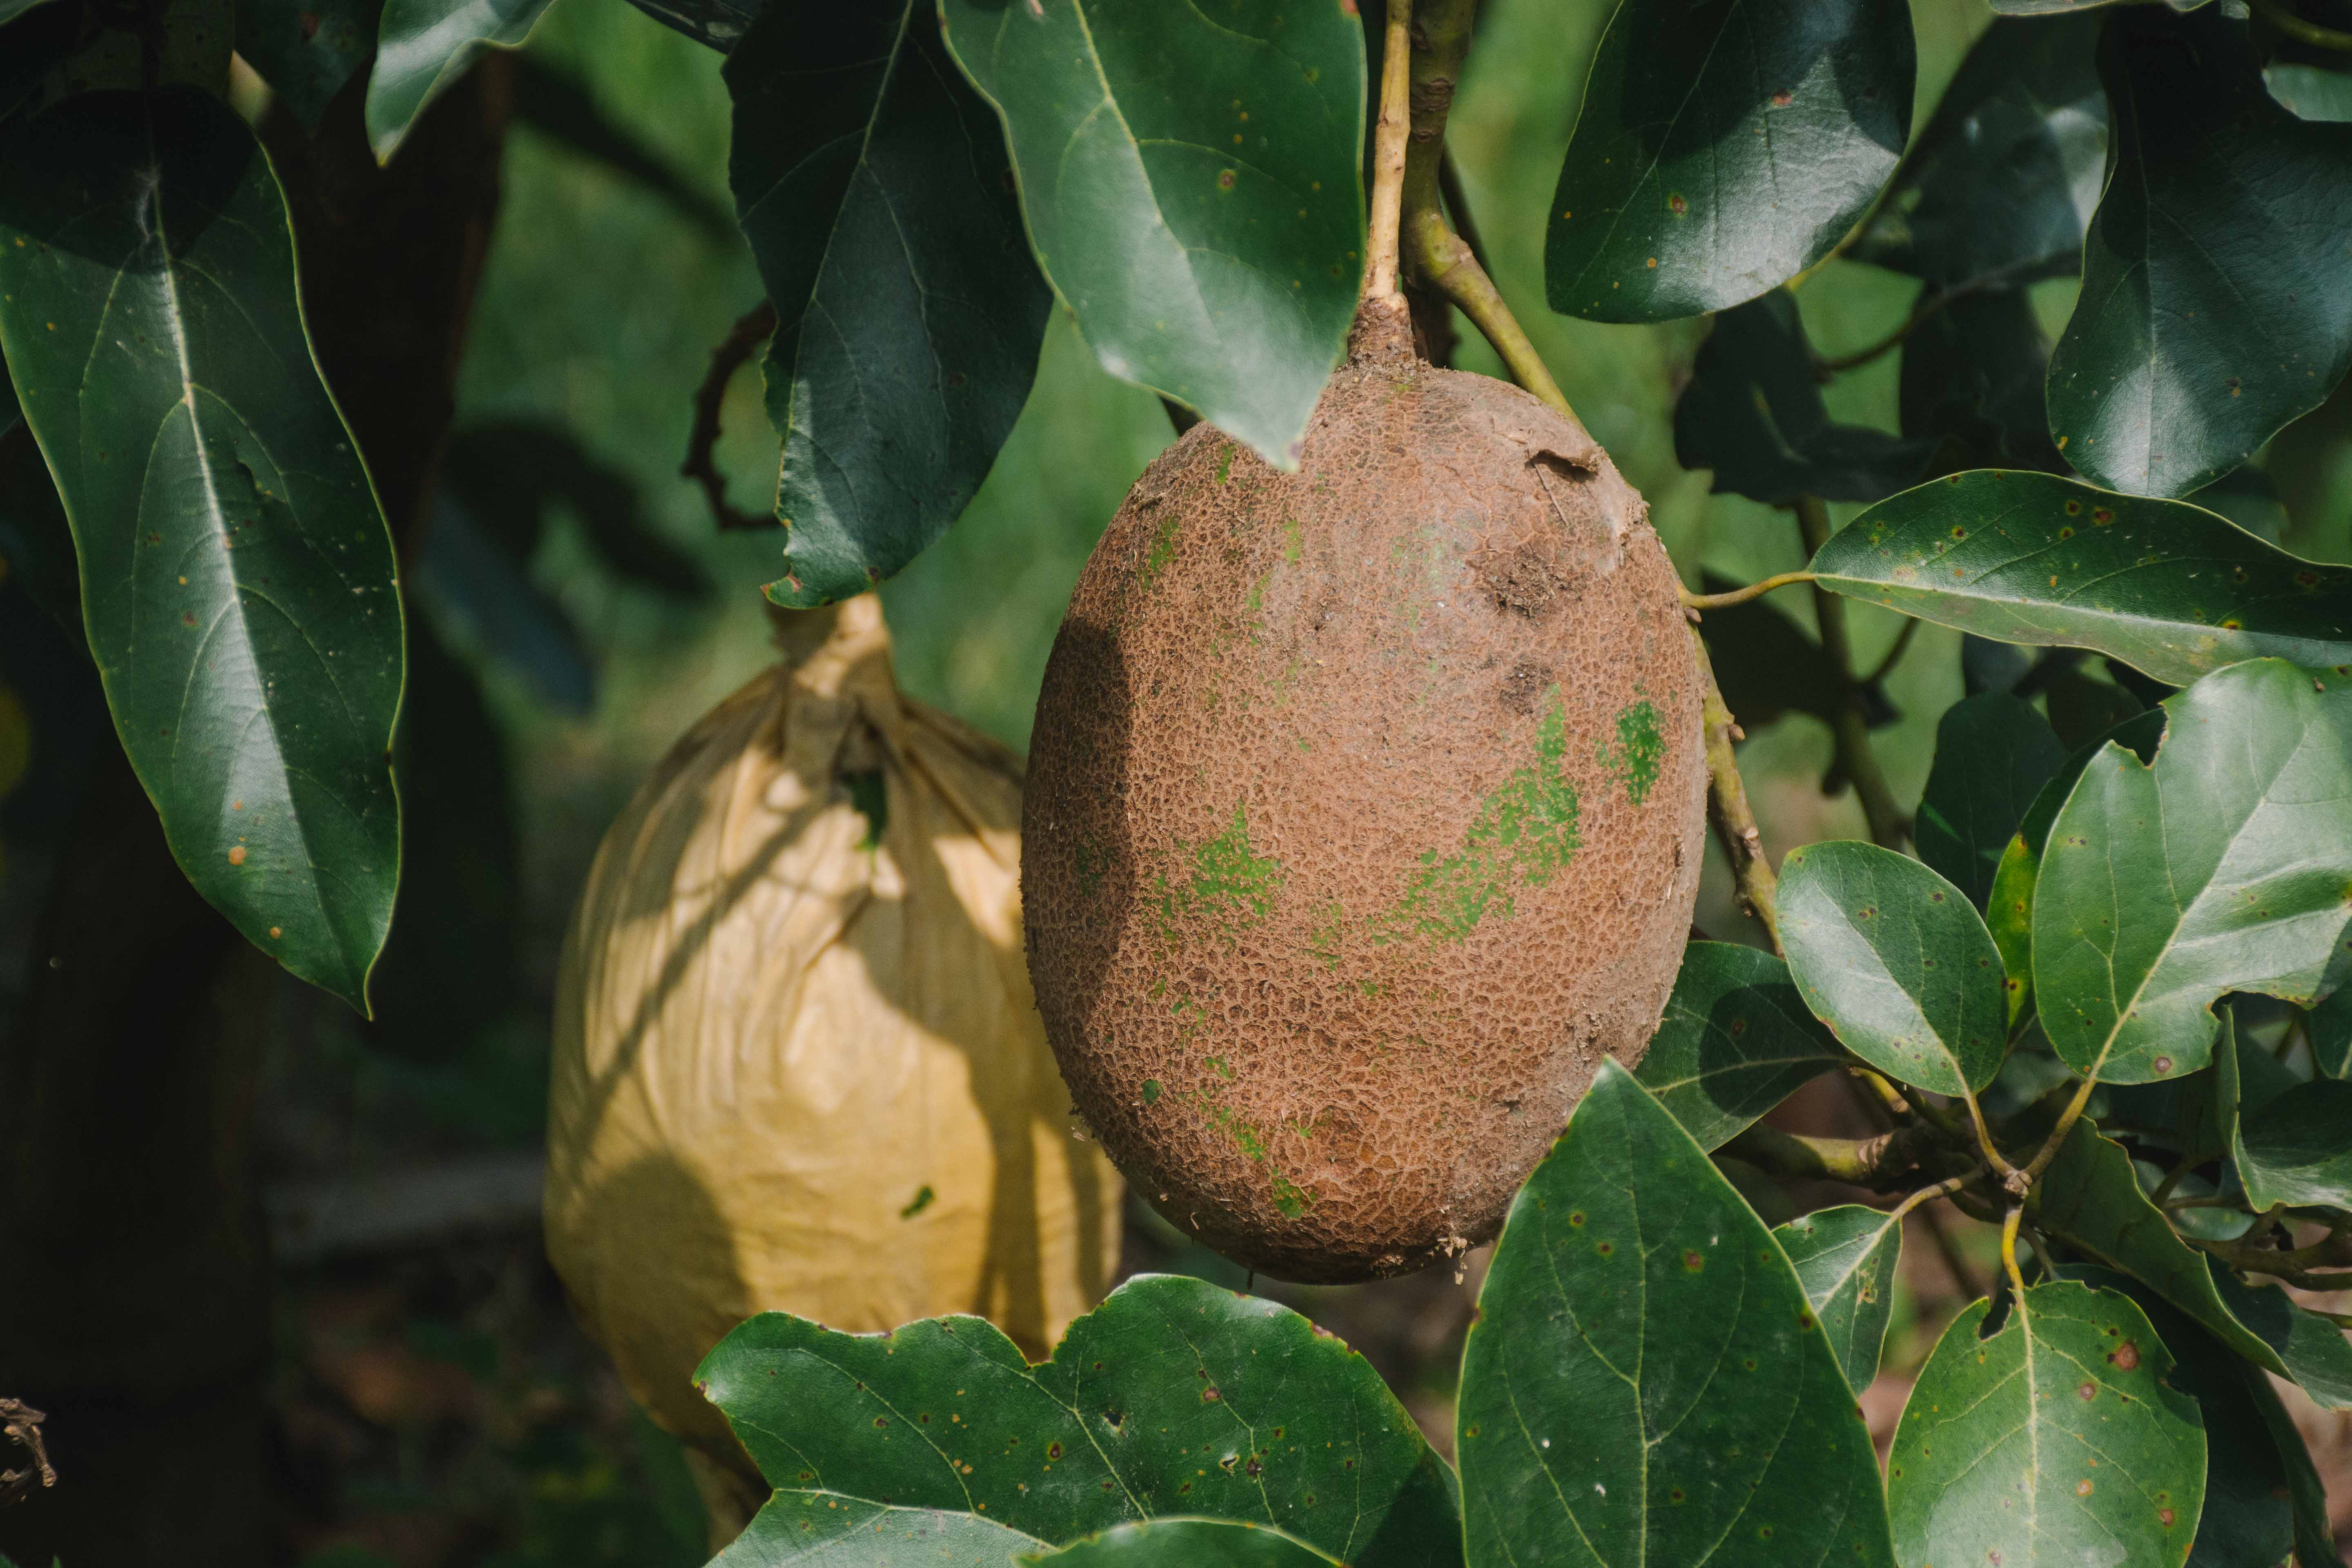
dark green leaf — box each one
[1985,707,2166,1023]
[0,89,401,1011]
[366,0,558,161]
[2041,661,2144,751]
[939,0,1362,470]
[2212,1267,2352,1412]
[2267,60,2352,122]
[0,0,59,25]
[1546,0,1915,323]
[1899,287,2067,474]
[1695,570,1897,735]
[2315,986,2352,1078]
[1849,15,2105,288]
[1456,1061,1894,1568]
[1774,1205,1902,1394]
[2034,658,2352,1084]
[1916,692,2067,910]
[728,2,1051,609]
[1026,1521,1337,1568]
[1779,839,2008,1095]
[716,1491,1044,1567]
[1633,941,1845,1150]
[2047,8,2352,497]
[1887,1280,2206,1568]
[235,0,383,129]
[2237,1078,2352,1211]
[2057,1267,2293,1568]
[2034,1122,2291,1376]
[1812,470,2352,685]
[697,1274,1460,1568]
[2239,1356,2350,1568]
[1674,292,1941,504]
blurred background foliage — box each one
[5,0,2352,1561]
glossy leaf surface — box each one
[939,0,1362,469]
[1848,14,2105,288]
[2236,1079,2352,1211]
[1886,1281,2205,1568]
[1546,0,1914,322]
[716,1492,1044,1567]
[698,1274,1460,1568]
[0,90,401,1011]
[2267,61,2352,123]
[1775,1205,1901,1394]
[2034,659,2352,1084]
[1779,840,2008,1096]
[2060,1268,2292,1568]
[367,0,558,160]
[2034,1124,2290,1376]
[727,1,1050,609]
[1812,470,2352,686]
[1915,692,2066,910]
[2214,1269,2352,1414]
[1457,1061,1893,1568]
[1028,1521,1338,1568]
[2047,8,2352,497]
[1633,941,1844,1151]
[1985,707,2167,1024]
[1673,292,1938,504]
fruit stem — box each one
[1364,0,1413,305]
[1678,570,1816,612]
[1390,0,1582,424]
[1794,493,1908,850]
[2251,0,2352,50]
[1687,626,1781,952]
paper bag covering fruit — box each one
[544,594,1122,1527]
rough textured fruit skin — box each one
[1023,314,1706,1283]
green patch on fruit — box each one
[1306,901,1345,968]
[1214,444,1236,485]
[1154,802,1283,946]
[898,1184,935,1219]
[1141,1078,1163,1105]
[1073,836,1107,897]
[1599,699,1665,805]
[1375,691,1581,944]
[1135,511,1181,598]
[1270,1171,1315,1218]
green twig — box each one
[1722,1122,1940,1188]
[1689,626,1781,950]
[2252,0,2352,49]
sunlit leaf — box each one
[1849,14,2105,289]
[698,1274,1461,1568]
[1457,1061,1894,1568]
[2046,7,2352,497]
[938,0,1363,470]
[0,89,401,1011]
[1779,840,2008,1096]
[2034,658,2352,1085]
[366,0,557,161]
[1775,1205,1902,1394]
[1635,942,1845,1151]
[1026,1520,1340,1568]
[1886,1281,2206,1568]
[715,1492,1044,1567]
[728,2,1051,609]
[1546,0,1914,323]
[2034,1122,2290,1377]
[1812,470,2352,686]
[1916,692,2067,911]
[1985,707,2165,1026]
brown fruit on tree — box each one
[1023,314,1705,1283]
